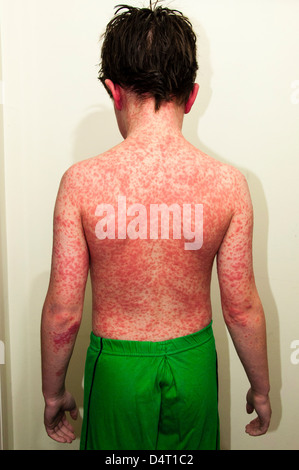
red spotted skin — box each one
[41,93,270,439]
[48,124,253,342]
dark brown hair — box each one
[99,3,198,111]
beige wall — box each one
[0,18,8,450]
[0,0,298,450]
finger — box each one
[245,417,260,436]
[52,426,75,443]
[61,423,76,437]
[62,415,75,432]
[47,426,70,443]
[59,417,76,440]
[70,406,79,421]
[46,418,76,443]
[245,417,268,436]
[58,429,75,443]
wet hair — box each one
[99,2,198,111]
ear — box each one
[184,83,199,114]
[104,79,123,111]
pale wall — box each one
[0,0,298,450]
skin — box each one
[41,80,271,444]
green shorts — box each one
[80,322,219,450]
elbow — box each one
[41,301,82,334]
[41,302,81,352]
[42,300,82,321]
[223,309,250,328]
[222,298,264,329]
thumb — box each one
[70,405,79,421]
[246,388,254,414]
[65,392,78,420]
[246,401,254,414]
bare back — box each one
[55,134,245,341]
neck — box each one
[118,95,185,142]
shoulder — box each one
[209,154,247,186]
[56,158,100,208]
[61,144,123,184]
[61,158,96,183]
[195,150,253,220]
[197,149,249,192]
[59,154,107,189]
[217,161,252,211]
[218,163,253,218]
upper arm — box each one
[46,167,89,310]
[216,172,257,316]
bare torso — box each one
[72,134,237,341]
[42,95,270,439]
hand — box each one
[245,388,271,436]
[44,391,78,443]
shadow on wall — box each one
[184,18,281,448]
[62,19,281,450]
[245,172,282,438]
[188,39,281,449]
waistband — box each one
[89,321,214,357]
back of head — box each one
[99,2,198,111]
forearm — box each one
[41,301,81,401]
[224,304,270,396]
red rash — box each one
[46,101,255,342]
[41,94,270,441]
[52,322,81,352]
